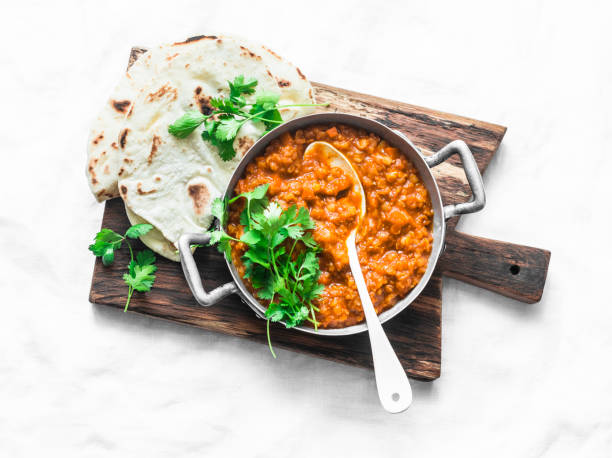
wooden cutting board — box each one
[89,46,512,381]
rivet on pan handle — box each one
[425,140,486,219]
[178,233,238,306]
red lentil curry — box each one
[227,124,433,328]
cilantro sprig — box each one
[89,223,157,312]
[207,184,324,357]
[168,75,328,161]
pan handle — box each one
[425,140,486,220]
[178,233,238,306]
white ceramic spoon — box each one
[304,141,413,413]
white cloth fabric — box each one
[1,0,610,456]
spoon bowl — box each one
[304,141,413,413]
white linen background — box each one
[1,0,610,456]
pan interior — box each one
[223,113,445,336]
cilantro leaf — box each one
[202,127,236,161]
[89,228,124,266]
[210,97,241,114]
[136,249,156,266]
[246,184,269,201]
[102,246,116,266]
[295,206,315,230]
[229,75,257,106]
[169,75,325,162]
[123,263,157,292]
[253,92,280,110]
[204,169,324,357]
[229,75,257,97]
[123,249,157,294]
[125,223,153,239]
[240,230,262,246]
[264,201,283,222]
[168,111,206,138]
[208,229,233,261]
[215,117,244,142]
[89,227,158,311]
[210,197,227,226]
[265,302,284,322]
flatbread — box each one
[124,205,181,262]
[86,34,314,202]
[86,48,165,201]
[116,35,314,259]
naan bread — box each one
[124,205,181,262]
[116,35,314,258]
[86,48,166,201]
[86,34,314,202]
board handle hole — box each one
[392,393,400,402]
[510,264,520,275]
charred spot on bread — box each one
[187,183,210,215]
[173,35,217,45]
[92,133,104,145]
[195,91,213,115]
[237,136,255,156]
[119,128,129,149]
[263,46,282,60]
[239,46,261,60]
[111,99,131,114]
[88,157,98,184]
[148,136,162,164]
[137,183,156,195]
[146,84,178,102]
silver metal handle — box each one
[424,140,486,220]
[178,233,238,306]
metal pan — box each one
[178,113,485,336]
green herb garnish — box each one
[168,75,328,161]
[207,184,324,357]
[89,223,157,311]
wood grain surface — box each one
[89,46,512,381]
[91,199,443,380]
[438,231,551,303]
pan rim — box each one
[221,112,446,336]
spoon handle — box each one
[347,237,413,413]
